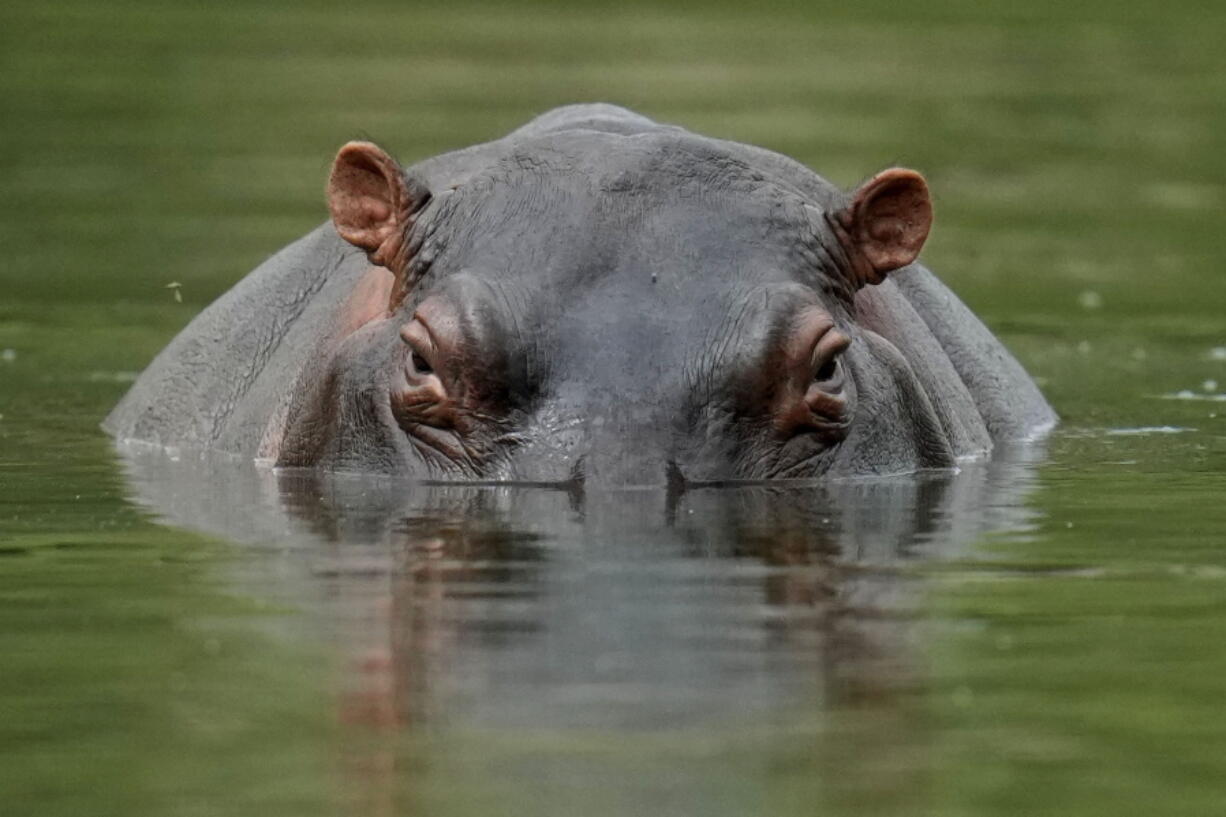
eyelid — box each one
[399,317,437,359]
[812,328,851,367]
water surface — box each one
[2,1,1225,815]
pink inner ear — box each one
[360,198,392,223]
[327,142,404,253]
[853,169,933,277]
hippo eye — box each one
[393,319,454,432]
[411,350,433,375]
[770,312,852,438]
[815,357,839,383]
[811,331,850,391]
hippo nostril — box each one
[666,460,687,493]
[569,456,586,487]
[578,449,681,490]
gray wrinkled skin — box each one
[105,104,1055,486]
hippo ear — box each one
[833,168,933,287]
[327,141,429,273]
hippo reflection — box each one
[115,440,1045,731]
[105,104,1054,484]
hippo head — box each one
[279,131,946,486]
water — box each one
[3,1,1226,815]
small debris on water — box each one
[1077,290,1103,310]
[1162,390,1226,402]
[1,349,15,363]
[1131,347,1148,361]
[166,282,183,303]
[1204,379,1219,392]
[1208,347,1226,361]
[1077,340,1092,355]
[88,371,139,383]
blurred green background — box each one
[2,1,1225,815]
[5,0,1225,320]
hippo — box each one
[104,104,1055,486]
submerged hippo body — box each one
[105,104,1055,485]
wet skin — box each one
[104,105,1055,486]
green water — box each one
[2,1,1225,815]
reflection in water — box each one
[115,442,1045,815]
